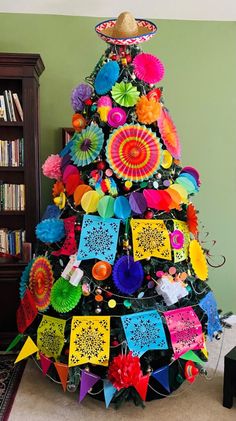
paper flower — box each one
[72,113,87,132]
[50,277,82,313]
[108,352,142,390]
[36,218,65,243]
[112,255,144,295]
[133,53,165,84]
[111,81,140,107]
[97,95,112,122]
[187,203,199,236]
[189,239,208,281]
[42,154,62,180]
[52,181,64,197]
[71,83,93,112]
[158,108,181,159]
[95,61,119,95]
[107,107,127,127]
[70,123,104,167]
[147,87,163,102]
[136,96,162,124]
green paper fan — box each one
[50,277,82,313]
[111,82,140,107]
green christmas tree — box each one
[16,12,223,407]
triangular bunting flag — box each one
[40,353,52,376]
[180,350,205,365]
[152,366,170,393]
[103,380,116,408]
[5,333,24,353]
[14,336,39,364]
[79,370,101,402]
[54,362,69,392]
[134,374,149,401]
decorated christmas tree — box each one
[14,12,223,407]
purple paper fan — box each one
[112,255,144,295]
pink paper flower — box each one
[42,154,62,180]
[133,53,165,84]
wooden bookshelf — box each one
[0,53,44,337]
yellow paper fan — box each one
[189,239,208,281]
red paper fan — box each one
[106,124,162,182]
[29,256,54,311]
[187,203,199,236]
[158,109,181,159]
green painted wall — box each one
[0,13,235,312]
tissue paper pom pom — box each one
[136,96,161,124]
[36,218,65,243]
[71,83,93,112]
[108,352,142,390]
[95,61,119,95]
[42,154,62,180]
[52,180,64,197]
[133,53,165,84]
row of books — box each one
[0,228,26,256]
[0,182,25,211]
[0,138,24,167]
[0,91,24,122]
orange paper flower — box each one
[72,113,87,132]
[52,180,64,197]
[189,239,208,281]
[136,96,161,125]
[187,203,198,236]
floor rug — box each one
[0,354,26,421]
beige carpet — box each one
[9,326,236,421]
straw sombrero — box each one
[95,11,157,46]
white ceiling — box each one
[0,0,236,21]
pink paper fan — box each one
[133,53,165,84]
[107,107,127,128]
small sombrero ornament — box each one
[95,11,157,45]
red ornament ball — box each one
[97,161,106,170]
[126,54,132,64]
[144,210,154,219]
[84,99,92,106]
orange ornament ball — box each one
[72,113,86,132]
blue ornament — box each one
[95,61,119,95]
[36,218,65,244]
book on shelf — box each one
[0,227,26,256]
[0,182,25,211]
[0,95,7,121]
[12,93,23,121]
[0,138,24,166]
[3,90,12,121]
[8,90,16,122]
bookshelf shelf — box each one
[0,53,44,337]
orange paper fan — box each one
[189,239,208,281]
[158,108,181,159]
[187,203,198,236]
[136,96,162,124]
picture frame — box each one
[62,127,74,147]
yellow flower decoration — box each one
[136,95,162,124]
[189,239,208,281]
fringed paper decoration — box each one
[69,316,110,367]
[199,291,222,340]
[77,215,120,264]
[14,336,39,364]
[121,310,168,356]
[152,366,170,393]
[16,289,38,333]
[79,370,101,402]
[52,216,77,256]
[172,220,190,263]
[130,219,171,261]
[37,315,66,360]
[164,306,204,359]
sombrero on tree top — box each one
[95,11,157,45]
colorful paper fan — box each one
[187,203,199,236]
[111,82,140,107]
[94,61,120,95]
[70,124,104,167]
[19,259,35,299]
[189,239,208,281]
[50,277,82,313]
[29,256,54,311]
[106,124,162,182]
[158,108,181,159]
[112,255,144,295]
[133,53,165,84]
